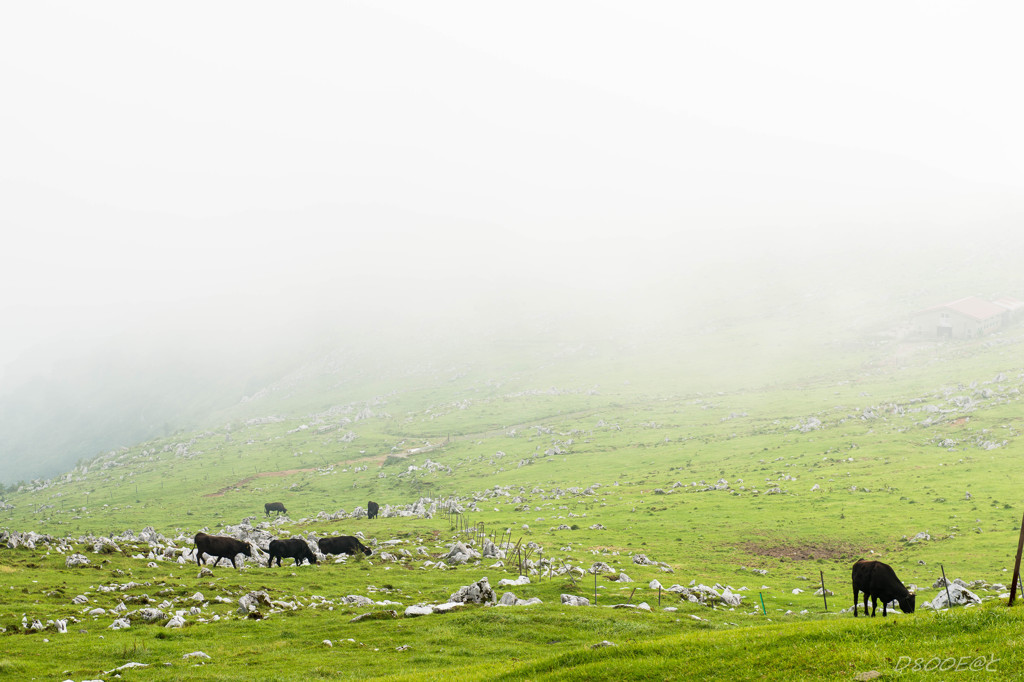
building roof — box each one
[993,296,1024,313]
[935,296,1008,321]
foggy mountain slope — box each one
[0,345,292,485]
[2,225,1022,487]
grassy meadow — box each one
[2,311,1024,680]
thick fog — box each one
[1,2,1023,483]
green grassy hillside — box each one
[6,235,1015,487]
[2,310,1024,679]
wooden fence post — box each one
[1010,511,1024,606]
[940,564,953,609]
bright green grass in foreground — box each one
[2,331,1024,680]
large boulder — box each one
[444,542,480,565]
[237,591,272,615]
[449,577,496,605]
[65,553,90,567]
[136,608,166,622]
[927,584,981,610]
[720,587,743,607]
[138,526,164,543]
[482,540,504,558]
[497,592,543,607]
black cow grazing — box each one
[852,559,916,617]
[267,538,318,567]
[194,532,253,569]
[265,502,287,516]
[318,535,372,557]
[367,501,379,519]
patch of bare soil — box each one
[736,537,866,561]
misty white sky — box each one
[2,1,1023,370]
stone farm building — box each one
[912,295,1024,339]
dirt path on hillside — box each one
[201,443,439,498]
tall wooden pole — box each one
[1009,512,1024,606]
[940,564,953,609]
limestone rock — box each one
[561,594,590,607]
[449,577,496,604]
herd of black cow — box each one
[192,501,377,569]
[195,501,918,617]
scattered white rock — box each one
[449,577,496,604]
[721,588,743,607]
[498,576,531,587]
[104,662,148,674]
[65,554,90,567]
[927,584,982,610]
[237,591,272,615]
[608,602,651,611]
